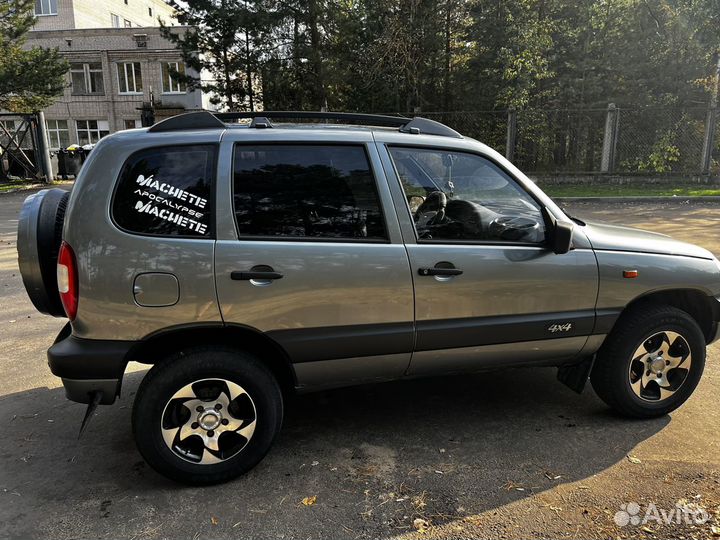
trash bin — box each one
[78,143,95,165]
[56,147,82,179]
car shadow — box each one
[0,365,669,538]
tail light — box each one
[57,241,78,320]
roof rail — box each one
[399,117,462,138]
[147,111,224,132]
[148,110,463,138]
[216,111,411,127]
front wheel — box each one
[590,305,705,418]
[132,347,283,485]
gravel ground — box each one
[1,189,719,540]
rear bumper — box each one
[47,323,134,404]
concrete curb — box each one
[554,195,720,204]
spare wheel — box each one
[17,188,71,317]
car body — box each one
[18,111,720,484]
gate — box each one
[0,112,45,181]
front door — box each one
[214,140,414,389]
[381,144,599,375]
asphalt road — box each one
[1,189,719,539]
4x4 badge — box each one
[548,323,573,333]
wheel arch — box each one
[616,288,719,344]
[126,323,298,395]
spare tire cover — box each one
[17,188,70,317]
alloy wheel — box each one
[160,378,257,465]
[628,331,692,402]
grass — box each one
[542,184,720,198]
[0,178,72,193]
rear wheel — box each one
[590,305,705,418]
[132,347,283,485]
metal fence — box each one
[411,106,720,176]
[0,112,52,182]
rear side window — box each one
[233,144,387,240]
[112,145,216,237]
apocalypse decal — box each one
[132,174,208,234]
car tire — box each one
[590,305,705,418]
[132,346,283,485]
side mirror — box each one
[543,208,574,254]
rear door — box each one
[214,133,414,389]
[378,142,599,375]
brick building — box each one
[21,0,209,150]
[32,0,176,31]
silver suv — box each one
[17,111,720,485]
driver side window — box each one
[388,147,545,244]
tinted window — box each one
[233,145,386,240]
[389,147,545,243]
[112,145,216,237]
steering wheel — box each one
[415,191,448,225]
[488,216,541,242]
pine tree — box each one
[0,0,68,112]
[160,0,270,111]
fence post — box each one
[35,111,53,183]
[701,56,720,174]
[505,108,517,161]
[701,107,718,174]
[601,103,619,173]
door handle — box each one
[231,271,284,281]
[418,267,463,277]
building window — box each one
[111,13,120,27]
[0,119,17,134]
[148,7,153,16]
[0,120,18,146]
[76,120,109,146]
[161,62,187,93]
[34,0,57,15]
[117,62,143,94]
[46,120,70,149]
[123,119,141,130]
[124,19,132,27]
[70,63,104,95]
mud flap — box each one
[78,391,103,438]
[557,356,595,394]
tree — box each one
[0,0,68,112]
[160,0,272,111]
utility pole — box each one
[36,111,53,183]
[701,54,720,174]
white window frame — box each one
[111,13,120,27]
[76,120,110,145]
[70,62,104,95]
[45,120,70,150]
[0,120,18,145]
[161,61,187,94]
[117,62,143,94]
[124,19,133,27]
[34,0,57,16]
[122,119,141,130]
